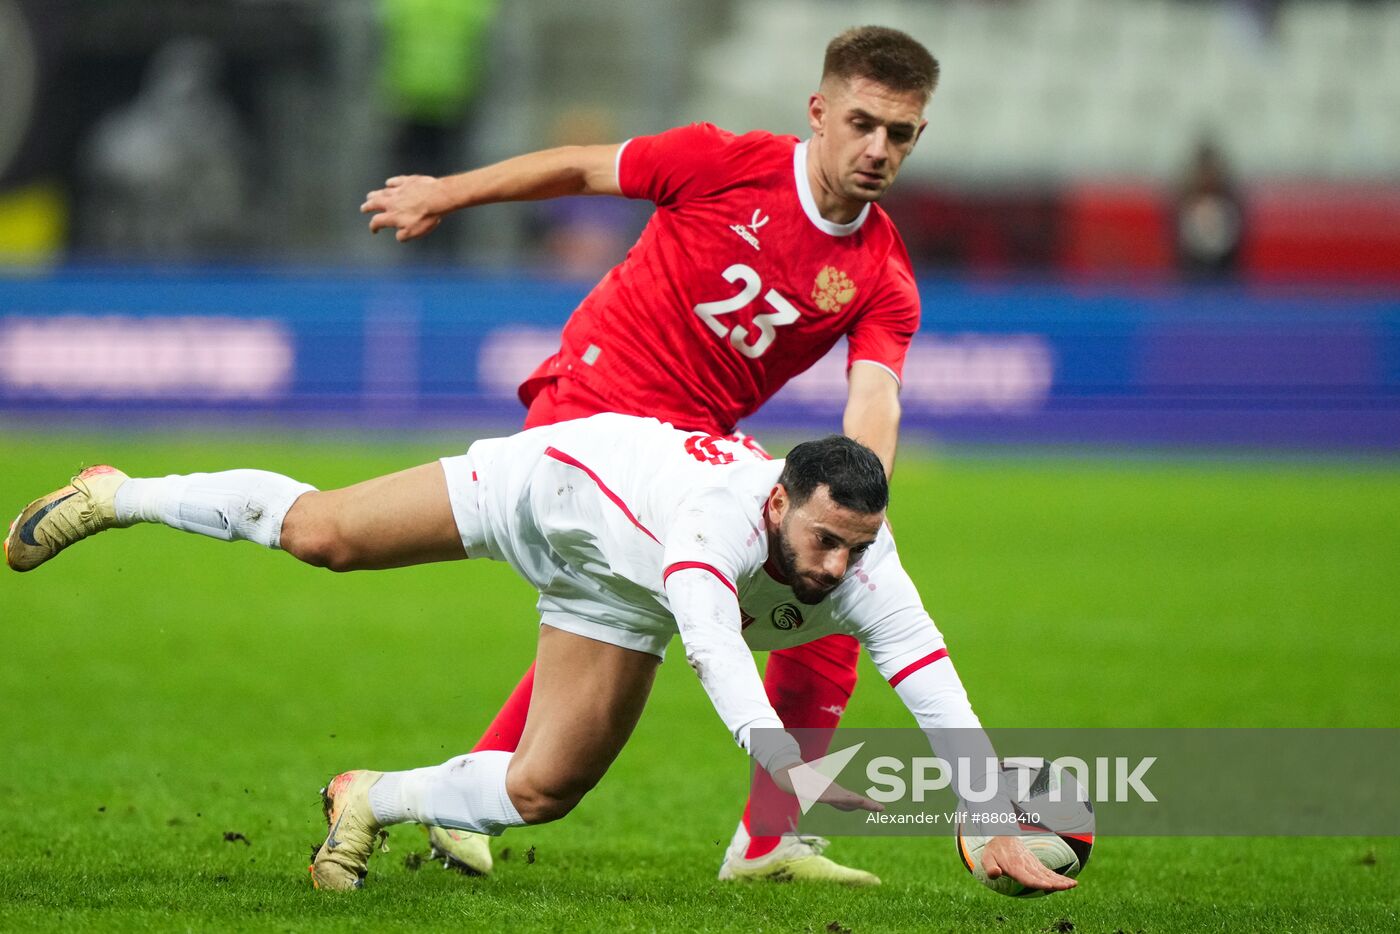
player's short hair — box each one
[779,436,888,515]
[822,26,939,100]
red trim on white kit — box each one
[544,446,660,544]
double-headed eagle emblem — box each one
[811,266,857,313]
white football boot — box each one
[5,465,130,572]
[425,825,494,875]
[718,820,880,886]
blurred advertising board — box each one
[2,268,1396,450]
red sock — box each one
[743,634,860,859]
[470,663,535,753]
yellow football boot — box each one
[6,465,130,572]
[426,825,494,875]
[310,770,386,891]
[718,822,880,886]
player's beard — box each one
[773,519,841,606]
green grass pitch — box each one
[1,430,1397,932]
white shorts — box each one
[439,433,674,659]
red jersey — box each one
[519,123,921,435]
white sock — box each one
[369,751,524,835]
[113,470,315,548]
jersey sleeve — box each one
[834,536,978,728]
[838,539,1020,820]
[845,250,921,384]
[659,485,763,592]
[616,122,733,207]
[663,567,803,774]
[660,487,803,775]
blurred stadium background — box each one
[1,0,1397,447]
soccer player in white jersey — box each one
[6,415,1075,895]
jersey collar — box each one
[794,139,871,238]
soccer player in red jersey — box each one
[360,25,933,884]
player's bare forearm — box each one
[843,362,902,479]
[435,144,623,206]
[362,144,623,241]
[770,762,884,813]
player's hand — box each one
[770,762,885,814]
[361,175,447,242]
[982,835,1078,892]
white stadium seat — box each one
[686,0,1394,181]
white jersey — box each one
[442,413,980,772]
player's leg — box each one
[470,665,536,753]
[719,634,879,885]
[466,376,615,750]
[426,663,534,874]
[465,375,633,755]
[506,623,659,818]
[278,464,464,570]
[427,376,614,871]
[5,460,465,573]
[465,375,629,749]
[5,463,314,572]
[743,635,860,848]
[311,623,659,890]
[461,377,614,755]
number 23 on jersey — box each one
[692,264,801,360]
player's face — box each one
[768,484,884,605]
[808,76,928,209]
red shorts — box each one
[523,377,719,434]
[522,377,617,429]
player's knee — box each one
[505,769,593,825]
[280,501,357,572]
[509,788,579,825]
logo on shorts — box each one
[730,209,770,251]
[771,603,804,631]
[811,266,857,313]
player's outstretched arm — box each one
[361,144,623,242]
[766,761,884,814]
[843,362,902,480]
[665,565,880,812]
[665,566,799,764]
[879,646,1076,892]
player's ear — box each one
[807,92,827,136]
[768,484,790,523]
[914,118,928,147]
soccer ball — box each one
[955,758,1095,898]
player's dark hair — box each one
[823,26,939,99]
[779,436,888,515]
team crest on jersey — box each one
[811,266,857,312]
[771,603,804,631]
